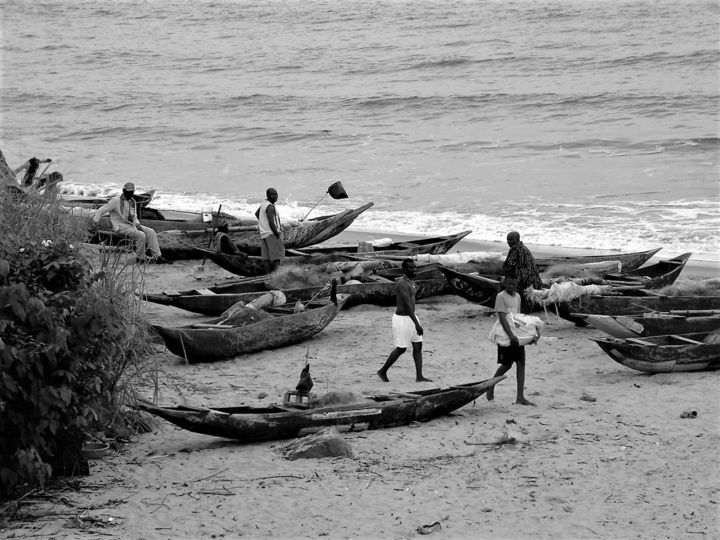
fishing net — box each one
[655,278,720,297]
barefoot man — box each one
[377,258,432,383]
[486,277,537,405]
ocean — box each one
[1,0,718,262]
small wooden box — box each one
[283,391,317,409]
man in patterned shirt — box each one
[502,231,542,313]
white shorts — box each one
[392,314,423,349]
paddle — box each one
[301,181,349,221]
[201,204,223,267]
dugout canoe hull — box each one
[573,313,720,338]
[201,230,473,277]
[136,377,505,443]
[144,278,451,316]
[592,332,720,373]
[600,252,691,290]
[559,296,720,325]
[380,247,663,281]
[96,203,374,258]
[153,295,348,362]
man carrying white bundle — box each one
[486,277,541,406]
[92,182,171,264]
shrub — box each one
[0,193,153,499]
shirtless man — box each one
[377,258,432,383]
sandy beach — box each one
[4,237,719,540]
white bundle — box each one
[411,251,504,264]
[488,313,545,346]
[528,281,613,306]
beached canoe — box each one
[143,278,451,316]
[534,247,662,273]
[153,294,349,362]
[436,265,499,308]
[95,202,375,258]
[136,377,505,443]
[378,247,663,281]
[559,295,720,326]
[572,312,720,338]
[323,230,472,259]
[600,252,691,290]
[438,255,695,312]
[61,189,156,209]
[592,331,720,373]
[199,231,473,277]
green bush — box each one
[0,194,153,499]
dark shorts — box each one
[497,344,525,366]
[260,235,285,262]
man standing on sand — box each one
[254,187,284,274]
[502,231,542,313]
[486,277,537,406]
[377,258,432,383]
[92,182,171,264]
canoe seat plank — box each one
[163,289,181,296]
[194,288,216,296]
[669,335,704,344]
[626,338,655,346]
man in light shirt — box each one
[254,187,284,274]
[92,182,170,264]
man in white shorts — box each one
[377,259,432,383]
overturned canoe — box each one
[153,295,349,363]
[592,331,720,373]
[136,377,505,443]
[144,278,451,316]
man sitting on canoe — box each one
[254,187,284,274]
[91,182,171,264]
[213,221,240,255]
[377,258,432,383]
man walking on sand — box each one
[486,277,537,405]
[254,187,284,274]
[377,259,432,383]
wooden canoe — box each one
[136,377,506,443]
[153,295,349,363]
[440,255,698,313]
[96,202,374,258]
[200,231,474,277]
[143,278,451,316]
[331,230,472,259]
[559,295,720,326]
[592,331,720,373]
[534,247,662,273]
[436,265,499,308]
[600,252,691,289]
[572,312,720,338]
[61,189,156,209]
[379,247,663,281]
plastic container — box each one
[82,442,110,459]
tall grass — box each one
[0,191,157,500]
